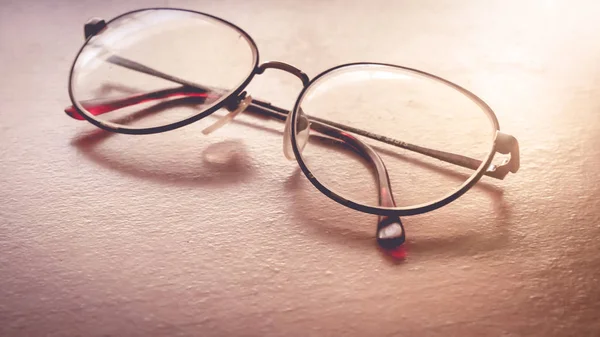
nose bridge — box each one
[256,61,310,87]
[254,61,310,162]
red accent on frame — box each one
[385,245,406,259]
[65,86,214,120]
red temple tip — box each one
[385,245,407,259]
[64,106,85,120]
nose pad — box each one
[283,108,310,160]
[202,95,253,135]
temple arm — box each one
[66,82,518,180]
[111,56,518,179]
[102,54,521,178]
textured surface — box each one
[2,0,600,336]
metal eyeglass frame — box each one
[65,8,520,254]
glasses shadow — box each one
[71,99,512,259]
[71,99,256,187]
[284,167,512,261]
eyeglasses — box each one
[65,8,520,258]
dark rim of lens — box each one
[289,62,501,216]
[67,7,260,135]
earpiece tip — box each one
[377,217,406,259]
[64,106,85,120]
[386,245,407,259]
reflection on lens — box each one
[293,64,496,208]
[70,9,257,130]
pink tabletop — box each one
[1,0,599,336]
